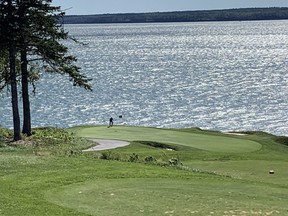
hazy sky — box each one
[52,0,288,15]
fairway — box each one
[77,126,261,153]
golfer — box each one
[109,117,114,127]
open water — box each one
[1,20,288,135]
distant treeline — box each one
[63,7,288,24]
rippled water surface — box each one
[1,21,288,135]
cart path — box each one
[82,138,130,152]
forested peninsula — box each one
[63,7,288,24]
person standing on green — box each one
[109,117,114,127]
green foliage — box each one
[0,127,13,139]
[99,151,111,160]
[144,155,157,163]
[97,149,183,167]
[168,157,183,166]
[98,151,122,161]
[0,128,11,147]
[128,153,139,162]
[0,51,10,91]
[26,127,91,156]
[64,7,288,24]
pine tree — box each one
[0,0,92,138]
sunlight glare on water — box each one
[1,21,288,135]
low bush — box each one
[144,155,157,163]
[99,151,122,160]
[168,158,182,166]
[128,153,139,162]
[0,128,12,147]
[27,127,91,156]
[0,128,12,139]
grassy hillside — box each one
[1,126,288,216]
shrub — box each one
[144,155,157,163]
[0,128,12,139]
[0,128,13,147]
[128,153,139,162]
[168,158,182,166]
[100,151,113,160]
[29,128,91,156]
[99,151,121,161]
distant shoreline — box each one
[62,7,288,24]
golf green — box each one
[77,126,261,153]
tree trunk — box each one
[21,49,32,136]
[9,44,22,141]
[7,0,21,141]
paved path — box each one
[82,139,130,152]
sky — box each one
[52,0,288,15]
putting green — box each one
[45,178,287,216]
[77,126,261,153]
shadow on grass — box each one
[135,140,179,151]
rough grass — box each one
[1,126,288,216]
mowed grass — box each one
[76,126,261,153]
[1,126,288,216]
[186,160,288,186]
[46,178,288,216]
